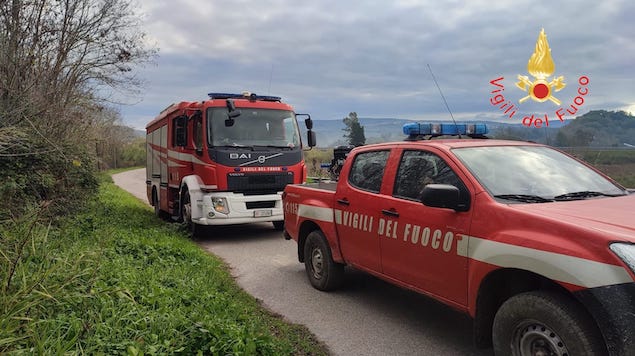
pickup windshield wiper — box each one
[494,194,554,203]
[553,191,623,201]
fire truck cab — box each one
[146,92,315,236]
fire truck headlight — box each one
[211,197,229,214]
[610,243,635,273]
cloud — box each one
[118,0,635,131]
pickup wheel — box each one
[303,230,344,291]
[493,291,605,356]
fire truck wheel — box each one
[492,291,605,356]
[272,221,284,231]
[303,230,344,291]
[152,192,161,217]
[152,190,168,220]
[181,189,202,238]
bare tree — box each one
[0,0,156,140]
[0,0,156,217]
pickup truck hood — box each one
[512,194,635,241]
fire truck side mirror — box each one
[305,117,313,130]
[225,99,241,127]
[307,130,316,148]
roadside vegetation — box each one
[0,174,328,355]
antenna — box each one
[268,64,274,95]
[427,64,460,138]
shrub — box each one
[0,128,98,220]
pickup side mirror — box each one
[420,184,466,211]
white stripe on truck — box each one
[466,236,633,288]
[298,204,334,223]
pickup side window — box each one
[393,150,468,202]
[348,150,389,193]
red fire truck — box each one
[283,123,635,356]
[146,92,315,236]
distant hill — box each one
[554,110,635,147]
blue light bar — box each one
[207,92,282,102]
[403,123,488,137]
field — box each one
[563,148,635,188]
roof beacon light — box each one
[403,123,488,139]
[207,92,282,102]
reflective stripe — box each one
[467,236,633,288]
[168,150,207,166]
[298,204,334,223]
[293,205,634,289]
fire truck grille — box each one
[227,172,294,194]
[246,201,276,209]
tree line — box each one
[0,0,155,219]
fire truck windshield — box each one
[453,145,627,201]
[207,108,301,149]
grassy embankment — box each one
[1,174,328,355]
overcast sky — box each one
[118,0,635,130]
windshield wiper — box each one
[494,194,554,203]
[553,191,624,201]
[254,145,294,150]
[215,144,254,150]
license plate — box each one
[254,209,272,218]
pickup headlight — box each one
[610,243,635,273]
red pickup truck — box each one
[282,123,635,356]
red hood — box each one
[511,194,635,242]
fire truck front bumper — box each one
[192,191,284,226]
[574,282,635,356]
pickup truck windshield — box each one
[207,108,301,149]
[452,145,626,201]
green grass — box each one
[0,175,328,355]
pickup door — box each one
[334,150,390,271]
[339,146,473,307]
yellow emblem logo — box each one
[516,29,566,105]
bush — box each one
[0,128,98,220]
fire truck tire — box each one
[492,291,605,356]
[272,221,284,231]
[303,230,344,291]
[152,190,168,220]
[181,189,203,238]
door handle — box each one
[337,199,350,206]
[381,209,399,217]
